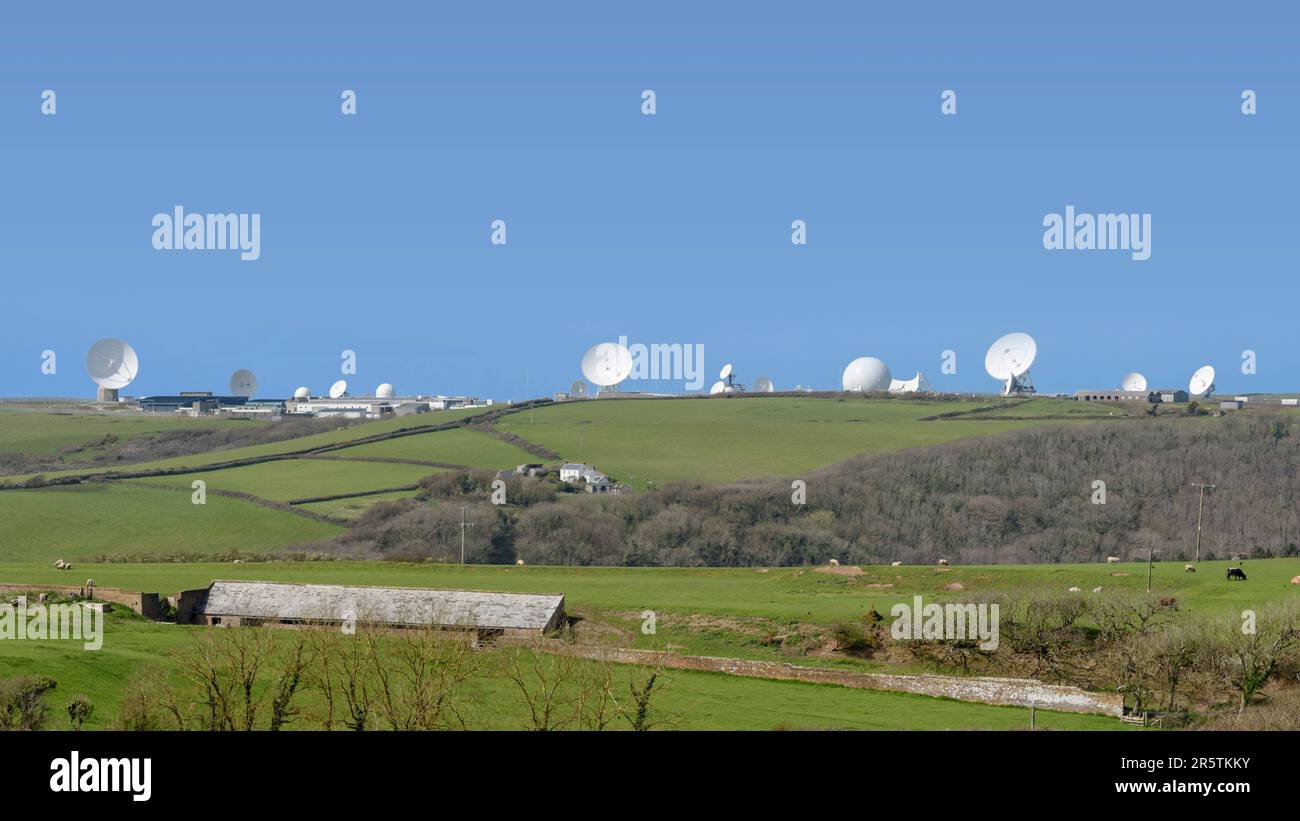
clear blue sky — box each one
[1,0,1296,399]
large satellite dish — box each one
[229,369,258,398]
[753,376,774,393]
[984,332,1038,395]
[1189,365,1216,398]
[329,379,348,399]
[842,357,891,392]
[1121,372,1148,392]
[293,386,311,399]
[709,381,729,395]
[570,380,588,397]
[85,338,139,389]
[580,342,633,388]
[719,363,733,380]
[375,383,395,399]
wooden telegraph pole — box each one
[1191,482,1216,563]
[459,504,475,564]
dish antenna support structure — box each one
[984,332,1037,396]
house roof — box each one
[561,463,588,471]
[198,581,564,631]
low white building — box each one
[560,463,589,482]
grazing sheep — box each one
[1184,564,1196,573]
[85,579,94,587]
[1291,575,1300,586]
[1068,587,1081,593]
[232,559,244,564]
[37,593,48,604]
[890,561,903,566]
[1226,567,1247,581]
[515,559,525,566]
[1106,556,1121,564]
[937,559,950,566]
[1092,586,1103,593]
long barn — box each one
[177,580,565,636]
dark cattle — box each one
[1226,567,1247,581]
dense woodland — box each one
[314,412,1300,566]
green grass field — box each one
[330,426,541,469]
[133,458,439,503]
[495,397,1116,485]
[296,489,423,520]
[0,407,252,463]
[2,406,492,483]
[0,484,342,561]
[0,608,1123,731]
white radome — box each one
[1121,372,1148,392]
[375,383,395,398]
[842,357,892,392]
[293,386,311,399]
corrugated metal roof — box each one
[199,581,564,631]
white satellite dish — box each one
[1189,365,1216,398]
[984,332,1038,396]
[375,383,395,399]
[293,386,310,399]
[1121,372,1148,392]
[570,380,588,397]
[85,338,139,390]
[229,369,258,398]
[720,363,733,380]
[709,381,729,395]
[329,379,348,399]
[753,376,774,393]
[842,357,892,392]
[581,342,634,388]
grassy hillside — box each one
[0,407,250,464]
[494,396,1117,485]
[0,484,342,561]
[330,426,541,468]
[133,459,440,503]
[2,406,492,482]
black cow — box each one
[1226,567,1247,581]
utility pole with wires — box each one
[1191,482,1216,563]
[458,504,475,564]
[1146,547,1162,593]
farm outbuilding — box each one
[179,580,566,635]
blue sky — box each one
[1,0,1296,399]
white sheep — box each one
[1092,586,1103,593]
[828,558,839,567]
[1106,556,1121,564]
[1184,564,1196,573]
[891,561,903,566]
[937,558,950,566]
[1068,586,1082,593]
[515,559,525,566]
